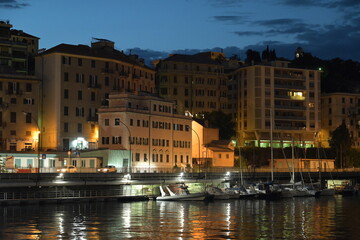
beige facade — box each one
[97,92,192,172]
[228,60,321,148]
[0,74,40,151]
[321,93,360,147]
[273,158,335,172]
[0,20,39,75]
[35,39,156,151]
[156,52,228,116]
[191,121,234,168]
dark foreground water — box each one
[0,195,359,240]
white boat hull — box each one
[156,192,208,201]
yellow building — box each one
[321,92,360,148]
[35,39,156,151]
[155,52,228,116]
[0,74,40,151]
[273,158,335,172]
[228,60,321,148]
[97,92,192,172]
[0,21,41,152]
[191,121,234,168]
[0,20,39,75]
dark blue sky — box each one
[1,0,359,62]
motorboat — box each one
[156,184,210,201]
[206,186,231,200]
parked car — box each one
[97,165,117,173]
[57,165,78,173]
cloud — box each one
[234,31,263,36]
[280,0,360,9]
[210,0,243,7]
[0,0,29,8]
[213,16,245,24]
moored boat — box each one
[156,184,210,201]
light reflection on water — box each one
[0,195,359,239]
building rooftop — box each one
[38,43,154,71]
[11,29,39,39]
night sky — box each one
[1,0,359,63]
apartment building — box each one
[321,93,360,148]
[0,74,40,151]
[0,20,39,75]
[155,52,228,116]
[35,39,156,151]
[97,92,192,172]
[0,21,40,152]
[228,60,321,148]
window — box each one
[76,107,84,117]
[10,130,16,135]
[136,153,140,162]
[91,92,95,101]
[77,123,82,133]
[137,119,140,126]
[26,83,32,92]
[78,91,82,100]
[105,119,109,126]
[112,136,121,144]
[115,118,120,125]
[130,119,133,126]
[25,112,31,123]
[64,72,69,82]
[64,122,68,132]
[78,58,82,66]
[91,60,95,68]
[10,112,16,123]
[76,73,84,83]
[23,98,34,105]
[64,89,69,99]
[64,106,68,116]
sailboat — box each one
[314,142,335,197]
[254,109,282,200]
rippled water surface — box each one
[1,195,360,239]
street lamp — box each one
[117,118,132,173]
[23,111,41,180]
[187,126,201,174]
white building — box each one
[97,92,193,172]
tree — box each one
[329,122,353,168]
[194,111,235,140]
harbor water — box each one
[0,195,359,239]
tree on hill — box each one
[193,111,235,140]
[329,122,353,168]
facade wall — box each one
[35,43,156,151]
[98,93,192,171]
[157,53,228,116]
[228,62,321,148]
[0,74,40,151]
[321,93,360,148]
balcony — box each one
[101,68,114,74]
[275,115,306,121]
[274,104,306,110]
[274,73,305,80]
[87,83,101,89]
[87,115,98,122]
[274,84,306,90]
[119,71,129,77]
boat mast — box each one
[270,107,274,182]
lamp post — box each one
[23,111,41,181]
[117,118,132,173]
[188,126,201,174]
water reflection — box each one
[0,196,359,239]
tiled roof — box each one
[163,52,223,65]
[11,29,39,39]
[38,43,154,70]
